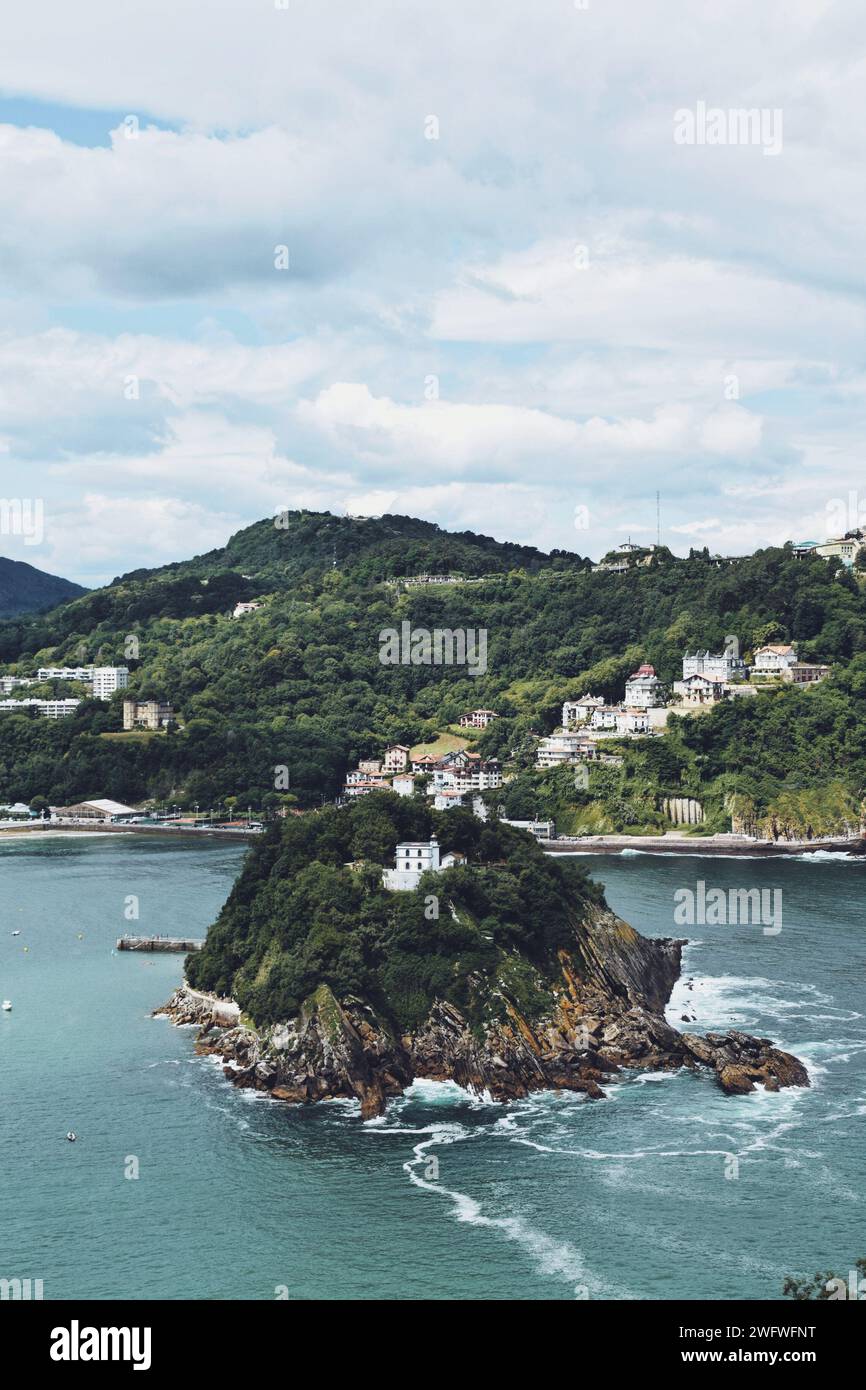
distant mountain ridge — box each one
[0,556,86,617]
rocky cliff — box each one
[157,905,808,1119]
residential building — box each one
[616,707,650,734]
[123,699,175,731]
[624,663,665,707]
[90,666,130,699]
[501,819,556,840]
[672,674,727,706]
[562,695,605,726]
[342,779,387,799]
[345,767,388,788]
[787,662,831,684]
[753,644,797,674]
[432,789,469,811]
[0,698,80,719]
[590,706,620,731]
[343,762,391,798]
[0,676,30,694]
[682,650,747,683]
[458,708,498,728]
[411,753,440,774]
[383,744,411,773]
[536,731,596,767]
[429,754,501,793]
[814,536,864,567]
[232,601,263,618]
[391,775,416,797]
[34,664,129,697]
[37,665,93,682]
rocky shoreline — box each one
[155,909,809,1119]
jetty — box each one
[117,935,204,953]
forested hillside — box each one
[0,509,864,833]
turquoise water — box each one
[1,835,863,1301]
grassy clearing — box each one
[409,731,470,759]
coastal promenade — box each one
[545,831,866,856]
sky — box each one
[1,0,865,586]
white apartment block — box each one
[0,698,80,719]
[682,650,747,683]
[37,666,93,682]
[430,760,501,792]
[536,730,596,767]
[91,667,130,698]
[35,665,129,698]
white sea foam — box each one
[400,1131,630,1297]
[789,850,864,862]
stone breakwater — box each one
[155,909,809,1119]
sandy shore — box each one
[545,833,866,857]
[0,822,259,842]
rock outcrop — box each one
[156,906,809,1117]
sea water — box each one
[1,835,863,1300]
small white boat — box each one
[1,1000,11,1011]
[66,1132,76,1142]
[11,930,20,936]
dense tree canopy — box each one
[186,794,602,1031]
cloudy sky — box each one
[1,0,865,585]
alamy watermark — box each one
[379,622,487,676]
[0,498,44,546]
[674,880,782,936]
[0,1276,43,1300]
[674,102,783,157]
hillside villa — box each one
[123,699,175,731]
[458,708,499,728]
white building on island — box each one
[381,837,464,891]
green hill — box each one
[0,510,864,836]
[0,556,86,618]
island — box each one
[157,797,808,1118]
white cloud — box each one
[0,0,865,581]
